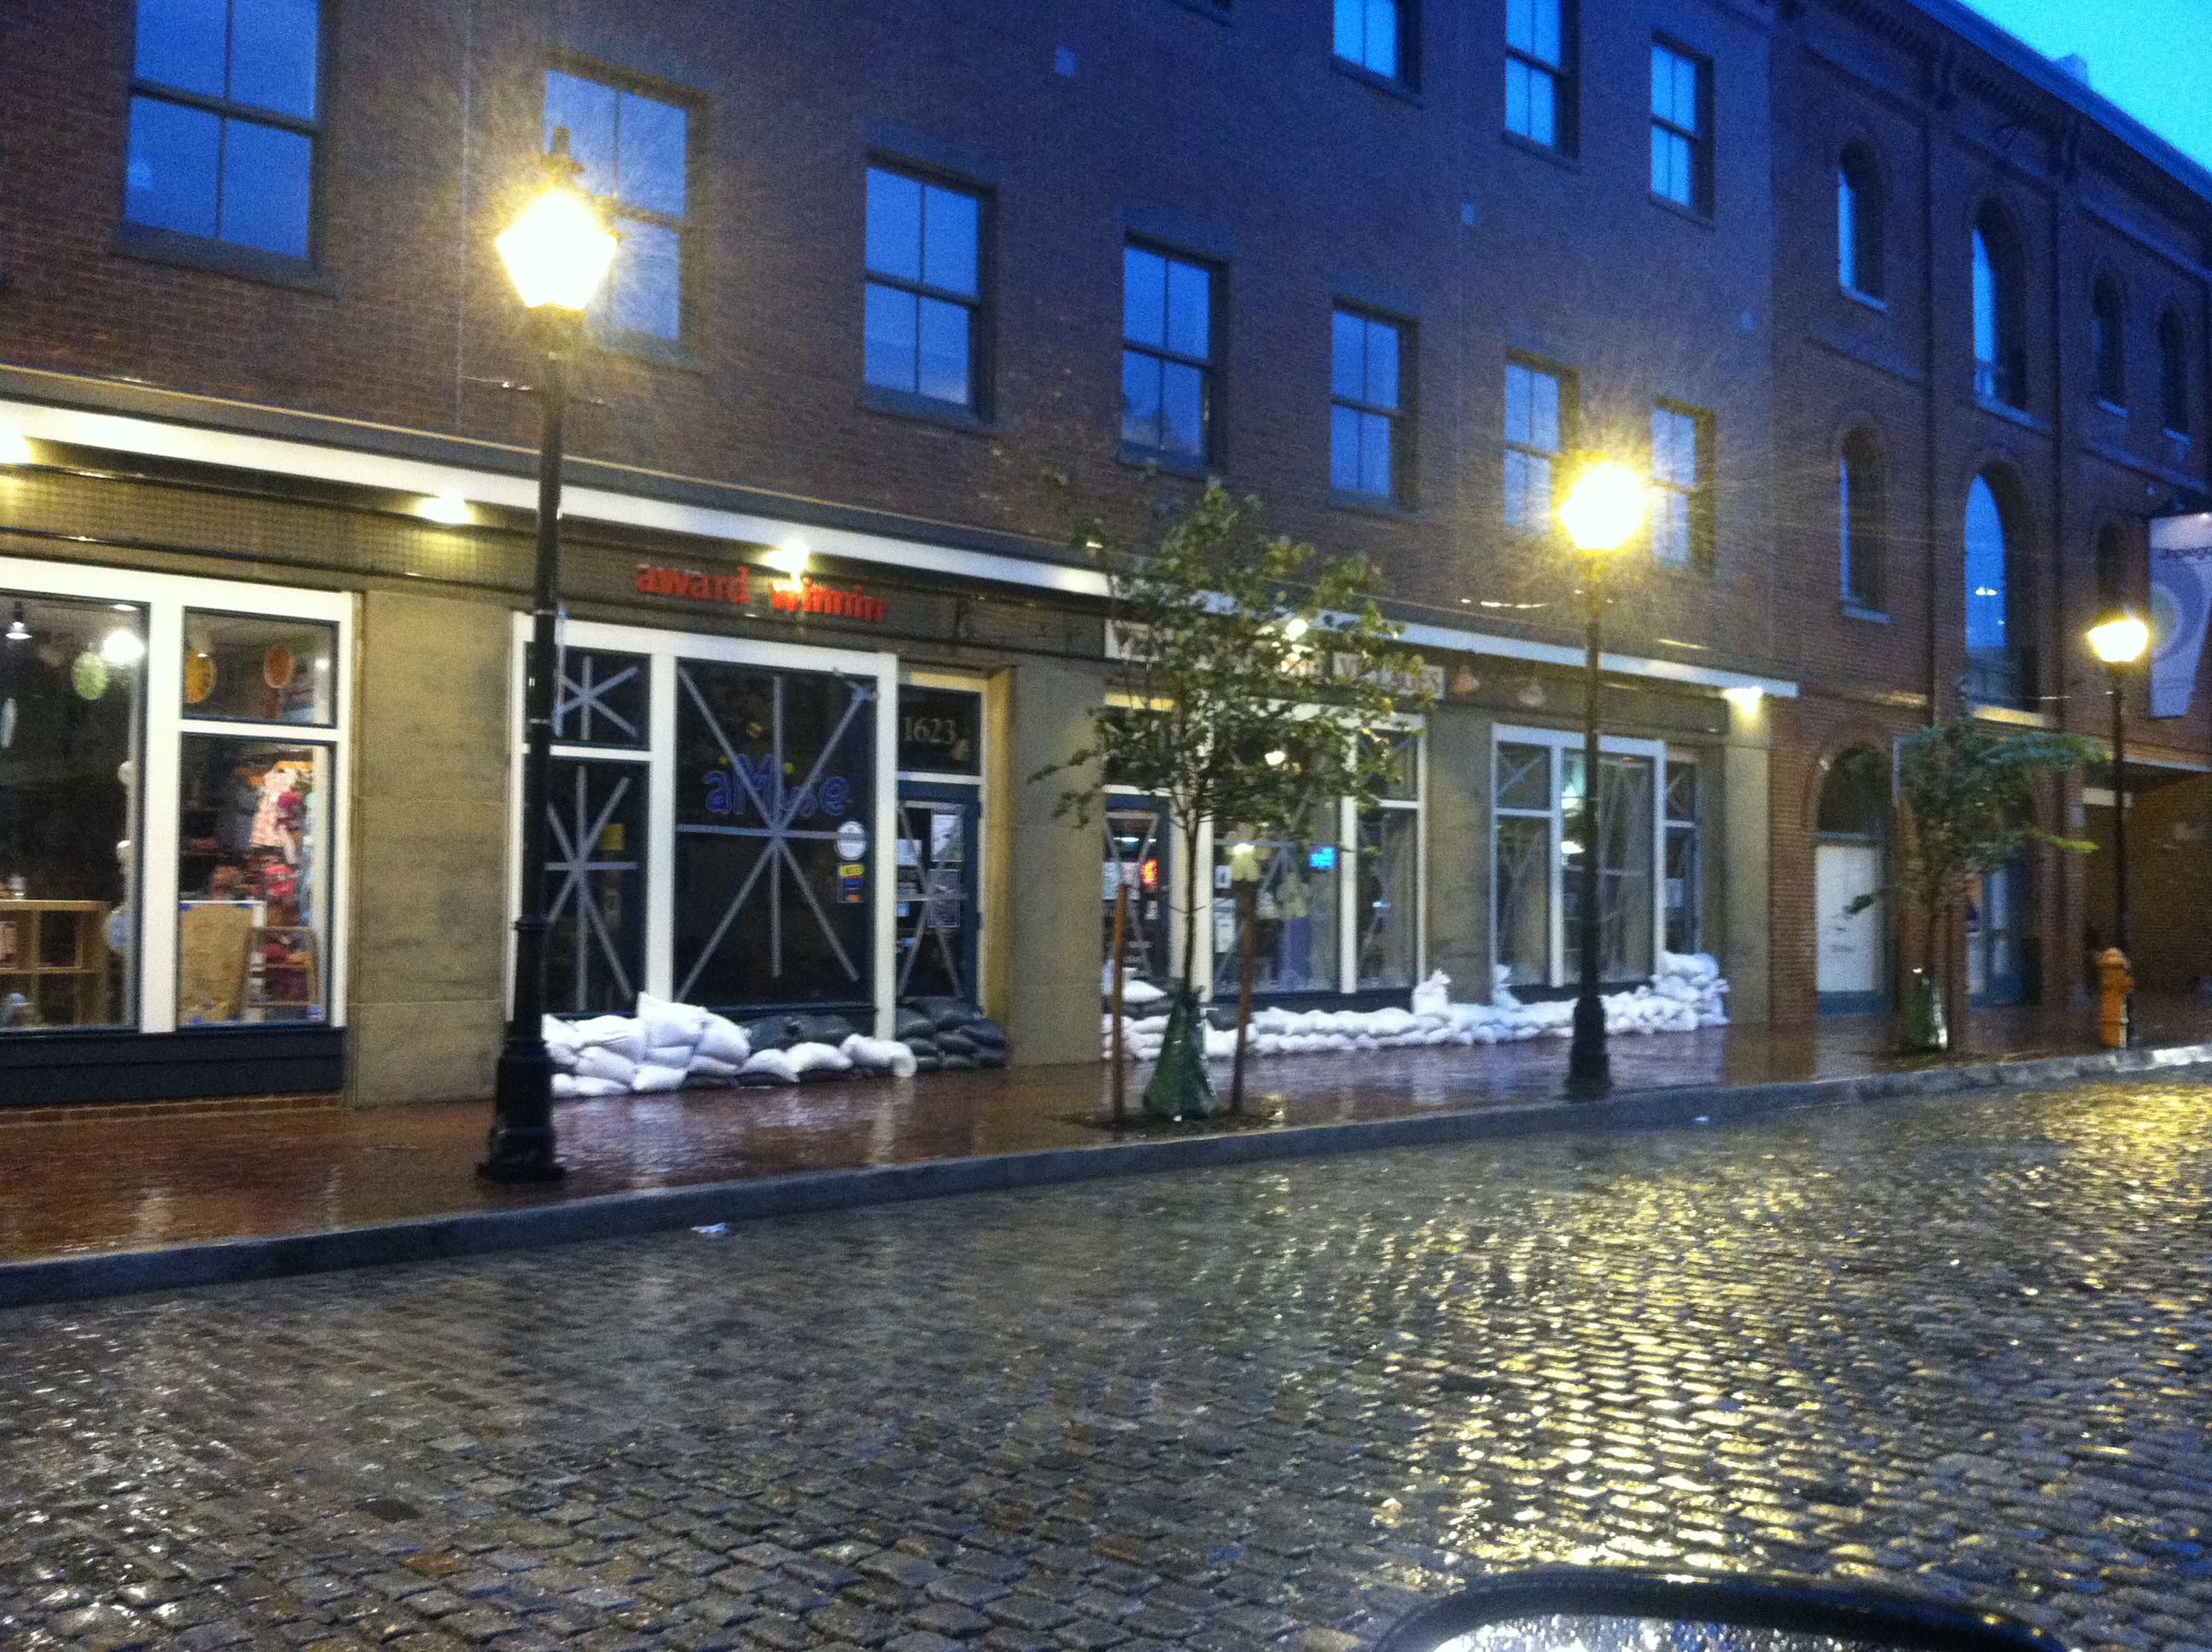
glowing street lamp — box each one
[480,131,615,1185]
[1557,460,1646,1100]
[2087,605,2151,1045]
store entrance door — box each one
[894,782,978,1002]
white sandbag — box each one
[739,1047,801,1084]
[1366,1006,1417,1036]
[695,1014,750,1066]
[553,1073,626,1098]
[785,1040,853,1076]
[632,1063,688,1093]
[1410,969,1452,1016]
[574,1045,638,1085]
[842,1033,918,1078]
[573,1014,647,1062]
[644,1042,698,1072]
[637,990,710,1038]
[688,1055,740,1082]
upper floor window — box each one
[864,165,986,413]
[1122,246,1215,463]
[2159,308,2191,435]
[1649,42,1708,213]
[2091,275,2127,408]
[544,70,691,342]
[1972,209,2026,408]
[1838,429,1883,612]
[1837,144,1883,299]
[1335,0,1412,84]
[1503,359,1564,530]
[1506,0,1572,151]
[125,0,321,260]
[1963,472,2029,707]
[1650,402,1710,570]
[1330,309,1409,503]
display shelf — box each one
[0,900,114,1027]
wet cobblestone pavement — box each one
[5,1079,2212,1652]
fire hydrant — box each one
[2096,946,2133,1048]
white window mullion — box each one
[644,653,678,1002]
[1338,794,1359,995]
[137,600,184,1034]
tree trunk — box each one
[1109,882,1127,1126]
[1230,880,1255,1116]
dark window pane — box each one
[916,296,971,404]
[922,184,978,296]
[125,96,221,239]
[1124,247,1166,348]
[0,594,143,1031]
[617,90,687,218]
[895,686,982,775]
[544,759,646,1015]
[1161,362,1204,457]
[219,119,312,256]
[1122,352,1162,450]
[1166,260,1209,359]
[230,0,319,118]
[549,647,649,747]
[544,71,620,197]
[673,660,877,1013]
[610,218,682,340]
[1357,809,1417,989]
[1330,311,1365,399]
[1496,742,1550,810]
[865,168,922,281]
[1103,805,1173,988]
[183,612,336,724]
[864,282,918,391]
[135,0,226,96]
[1494,815,1551,986]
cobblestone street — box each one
[4,1079,2212,1652]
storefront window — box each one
[1563,750,1654,982]
[1664,762,1700,954]
[1494,742,1552,986]
[1213,817,1338,996]
[552,646,648,747]
[1103,800,1173,989]
[183,611,335,724]
[672,659,877,1012]
[544,758,646,1015]
[0,595,143,1029]
[1357,806,1417,988]
[176,736,329,1023]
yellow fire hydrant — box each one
[2096,946,2133,1048]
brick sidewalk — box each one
[5,994,2209,1271]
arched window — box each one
[1964,473,2029,707]
[1837,145,1884,298]
[2091,275,2127,407]
[1839,428,1883,611]
[2160,308,2192,434]
[1972,209,2024,407]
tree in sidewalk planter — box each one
[1038,482,1430,1121]
[1848,715,2101,1053]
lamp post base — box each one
[1564,992,1611,1100]
[478,1043,567,1184]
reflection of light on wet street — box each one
[2,1078,2209,1649]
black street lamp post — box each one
[2087,605,2151,1047]
[480,136,616,1184]
[1557,461,1646,1102]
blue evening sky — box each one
[1964,0,2212,174]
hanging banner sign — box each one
[633,562,889,625]
[2148,512,2212,718]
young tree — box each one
[1041,483,1429,1120]
[1850,716,2101,1050]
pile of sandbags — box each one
[893,997,1010,1072]
[546,992,914,1096]
[1099,956,1730,1064]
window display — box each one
[176,736,329,1023]
[0,595,142,1028]
[1357,806,1417,988]
[1102,800,1173,988]
[183,611,335,724]
[1213,817,1339,996]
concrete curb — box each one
[4,1039,2209,1309]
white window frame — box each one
[1491,723,1669,988]
[0,555,354,1036]
[509,614,899,1037]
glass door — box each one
[894,782,977,1002]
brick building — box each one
[0,0,2203,1106]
